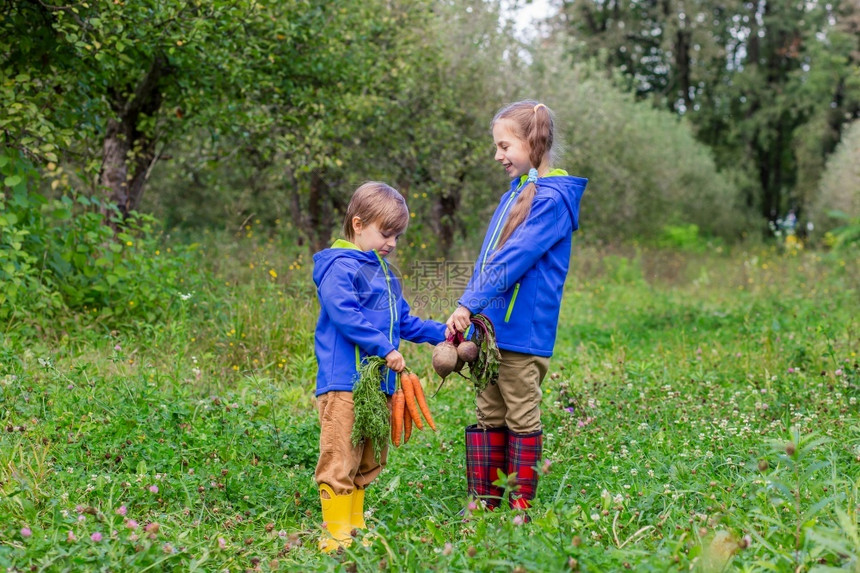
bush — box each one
[0,152,44,313]
[809,119,860,236]
[0,148,206,331]
[657,223,722,252]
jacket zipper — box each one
[353,253,396,378]
[377,252,397,389]
[375,251,396,341]
[481,186,522,272]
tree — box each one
[1,0,418,229]
[553,0,860,223]
[146,0,517,256]
[809,119,860,233]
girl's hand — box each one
[385,349,406,373]
[446,305,472,334]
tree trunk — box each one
[99,55,168,223]
[675,28,691,111]
[100,117,133,221]
[286,169,308,248]
[308,169,333,252]
[432,184,461,257]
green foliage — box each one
[0,4,75,168]
[0,149,204,330]
[656,224,724,253]
[658,224,701,250]
[823,211,860,251]
[465,314,501,395]
[0,150,41,313]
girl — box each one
[312,181,446,552]
[445,101,587,515]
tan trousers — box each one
[476,349,549,434]
[315,391,389,495]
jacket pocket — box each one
[504,282,521,323]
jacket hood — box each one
[513,169,587,229]
[312,239,379,286]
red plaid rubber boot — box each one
[465,425,508,509]
[506,430,543,511]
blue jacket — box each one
[313,240,446,396]
[459,170,587,357]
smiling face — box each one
[352,218,401,256]
[493,118,532,179]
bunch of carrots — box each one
[390,370,436,447]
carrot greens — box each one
[350,356,390,461]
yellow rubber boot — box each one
[351,488,367,530]
[351,487,374,547]
[318,484,354,553]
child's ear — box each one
[351,216,363,235]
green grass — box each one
[0,238,858,572]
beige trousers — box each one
[315,391,389,495]
[476,349,549,434]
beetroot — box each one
[457,340,479,363]
[432,341,459,378]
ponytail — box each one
[495,102,554,249]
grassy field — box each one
[0,237,858,572]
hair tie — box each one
[527,168,539,183]
[533,103,546,113]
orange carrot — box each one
[403,403,413,443]
[410,374,436,431]
[401,372,424,431]
[391,387,405,447]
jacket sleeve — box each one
[317,261,396,359]
[459,194,571,314]
[398,296,447,345]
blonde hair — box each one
[342,181,409,241]
[493,100,556,249]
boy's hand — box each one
[385,350,405,373]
